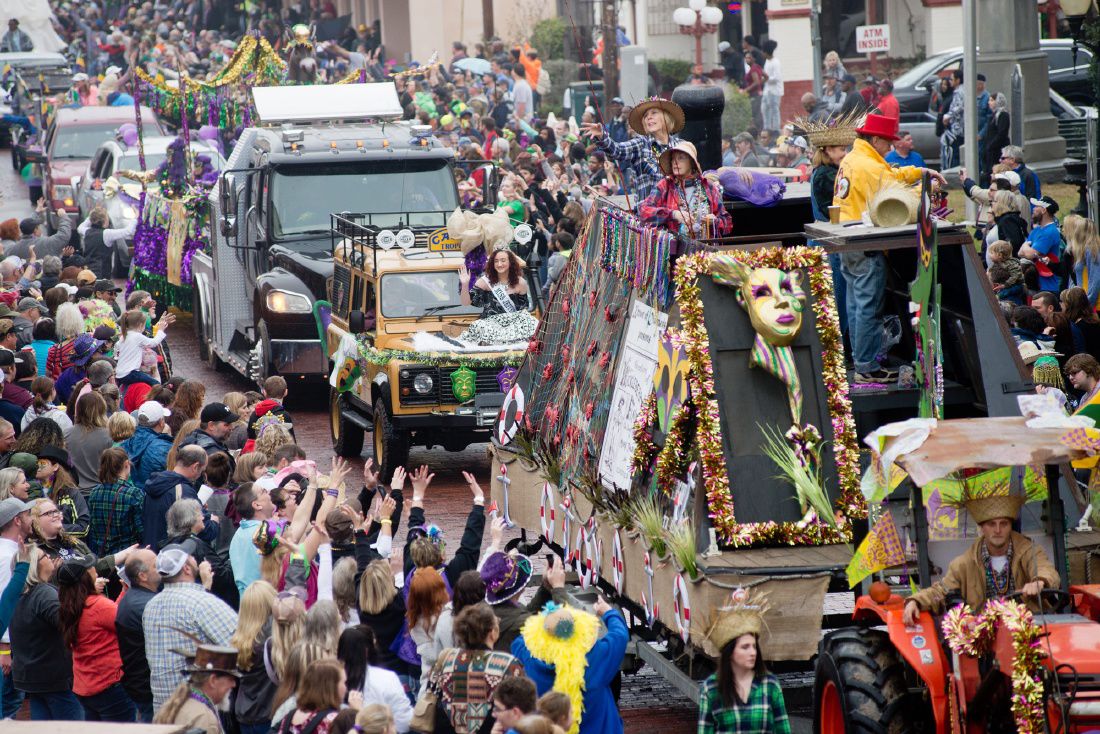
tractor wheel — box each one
[814,627,923,734]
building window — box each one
[648,0,682,35]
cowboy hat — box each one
[658,140,702,177]
[183,645,243,679]
[627,97,685,136]
[481,551,532,605]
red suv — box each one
[39,105,162,229]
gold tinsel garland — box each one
[673,248,864,547]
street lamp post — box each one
[673,0,724,70]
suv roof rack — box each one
[331,211,457,272]
[251,82,403,126]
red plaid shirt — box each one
[639,175,732,237]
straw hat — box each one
[792,112,861,149]
[627,97,685,136]
[700,588,770,657]
[658,140,702,176]
[966,494,1026,525]
[869,182,920,227]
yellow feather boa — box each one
[519,607,600,734]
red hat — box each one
[856,113,900,141]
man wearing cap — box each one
[0,496,33,716]
[142,542,236,710]
[1020,196,1064,292]
[820,74,846,117]
[116,549,159,722]
[93,279,123,318]
[903,494,1059,625]
[605,97,629,144]
[838,74,865,117]
[834,113,946,383]
[11,297,43,350]
[876,78,899,120]
[0,351,30,431]
[179,403,236,464]
[719,40,743,86]
[14,198,72,260]
[122,402,173,489]
[154,644,240,733]
[885,131,926,168]
[141,444,209,549]
[71,73,98,106]
[0,19,32,52]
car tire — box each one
[330,389,365,458]
[372,398,409,483]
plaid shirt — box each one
[596,131,683,202]
[697,673,791,734]
[142,582,238,709]
[87,479,145,556]
[639,176,732,237]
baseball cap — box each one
[93,279,122,293]
[56,553,97,586]
[157,539,197,577]
[105,65,122,77]
[18,218,38,236]
[0,350,23,368]
[16,297,44,313]
[71,72,89,83]
[993,170,1021,188]
[842,73,857,84]
[610,96,624,105]
[718,41,731,53]
[1030,195,1059,215]
[135,401,172,425]
[76,270,97,286]
[789,135,808,150]
[8,452,36,478]
[0,497,33,527]
[200,402,236,424]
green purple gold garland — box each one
[631,391,696,490]
[674,248,864,547]
[942,600,1044,733]
[356,342,525,369]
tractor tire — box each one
[372,398,409,483]
[814,627,923,734]
[330,388,365,458]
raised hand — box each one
[390,466,407,492]
[362,457,380,488]
[461,471,485,502]
[411,465,434,499]
[378,494,397,521]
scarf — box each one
[518,606,600,734]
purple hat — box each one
[481,551,532,605]
[70,334,106,366]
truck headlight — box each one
[266,290,311,313]
[413,372,434,394]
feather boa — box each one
[518,607,600,734]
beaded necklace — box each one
[188,687,219,718]
[980,540,1014,599]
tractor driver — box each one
[902,493,1060,626]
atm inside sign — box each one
[856,24,890,54]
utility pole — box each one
[962,0,977,220]
[603,0,619,99]
[482,0,494,42]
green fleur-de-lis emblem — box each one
[451,366,476,403]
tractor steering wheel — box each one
[1006,588,1072,614]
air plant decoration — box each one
[758,423,837,528]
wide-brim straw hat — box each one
[658,140,702,176]
[628,97,686,136]
[966,494,1026,524]
[793,112,861,149]
[1018,341,1062,365]
[701,589,770,657]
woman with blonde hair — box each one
[269,591,307,683]
[1065,213,1100,308]
[69,391,112,487]
[224,391,250,450]
[231,581,279,734]
[0,466,30,501]
[358,559,415,687]
[254,423,294,459]
[270,643,330,727]
[234,451,271,485]
[986,189,1028,257]
[355,704,397,734]
[108,411,136,444]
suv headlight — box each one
[413,372,434,394]
[266,290,312,313]
[52,184,73,205]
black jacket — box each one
[161,531,238,610]
[115,585,157,704]
[359,594,416,678]
[994,210,1029,256]
[234,628,275,725]
[11,582,71,693]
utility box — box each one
[619,45,648,105]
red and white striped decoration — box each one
[611,530,624,594]
[672,573,691,642]
[539,483,556,542]
[642,551,658,626]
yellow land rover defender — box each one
[326,212,532,479]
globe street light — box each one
[673,2,724,69]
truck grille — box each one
[331,264,351,317]
[439,367,506,403]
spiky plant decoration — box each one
[758,423,837,528]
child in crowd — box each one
[544,232,574,290]
[115,308,176,389]
[640,141,731,238]
[988,260,1025,306]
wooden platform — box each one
[805,220,970,252]
[700,543,852,575]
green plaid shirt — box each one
[87,479,145,556]
[698,673,791,734]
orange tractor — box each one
[813,417,1100,733]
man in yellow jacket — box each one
[833,113,945,382]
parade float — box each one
[488,199,864,668]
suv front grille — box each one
[439,366,506,404]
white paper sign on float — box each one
[598,299,669,490]
[855,24,890,54]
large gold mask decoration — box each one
[711,255,807,425]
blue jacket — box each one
[511,609,629,734]
[0,561,28,713]
[141,470,198,548]
[122,426,173,489]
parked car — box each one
[72,136,224,274]
[0,51,71,168]
[892,39,1093,114]
[28,105,163,231]
[902,88,1085,169]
